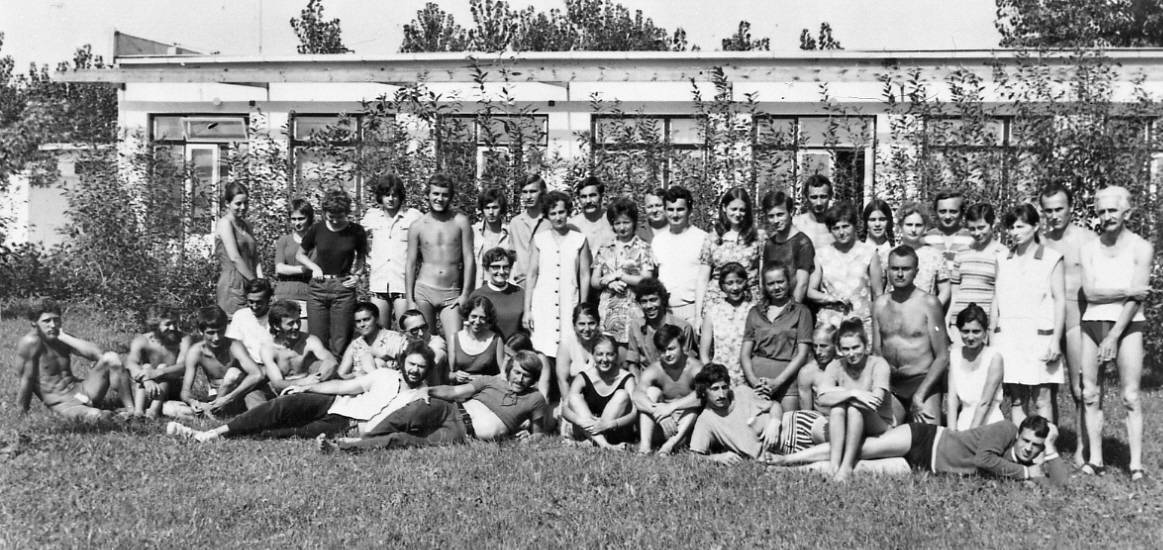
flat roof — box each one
[56,49,1163,85]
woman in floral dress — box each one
[811,201,882,330]
[591,197,657,346]
[698,187,764,317]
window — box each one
[753,115,874,204]
[151,115,249,234]
[590,115,706,189]
[290,113,396,207]
[437,115,549,188]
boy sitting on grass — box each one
[260,300,338,394]
[633,324,703,455]
[125,306,195,418]
[17,298,135,421]
[180,306,268,417]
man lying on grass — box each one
[125,306,194,418]
[167,341,432,442]
[17,298,136,421]
[768,415,1070,485]
[324,350,547,451]
[260,300,338,394]
[180,306,269,417]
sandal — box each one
[1080,462,1106,476]
[1131,469,1146,482]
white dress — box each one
[530,229,586,358]
[949,345,1004,430]
[994,245,1064,385]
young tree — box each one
[799,22,843,50]
[995,0,1163,47]
[290,0,352,54]
[400,2,472,53]
[722,20,770,51]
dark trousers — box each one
[308,278,356,355]
[225,393,349,439]
[340,399,468,450]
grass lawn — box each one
[2,310,1162,548]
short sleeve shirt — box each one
[327,369,426,432]
[273,233,310,301]
[362,207,421,293]
[469,376,547,432]
[225,307,271,363]
[651,226,709,306]
[818,356,897,424]
[300,222,369,276]
[742,301,813,362]
[469,284,526,339]
[690,385,771,458]
[763,231,816,274]
[627,314,697,368]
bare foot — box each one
[834,468,853,483]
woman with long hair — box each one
[215,182,262,316]
[862,199,895,278]
[698,187,764,316]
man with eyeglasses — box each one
[226,279,276,366]
[469,247,526,339]
[399,309,448,384]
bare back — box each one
[413,212,471,289]
[875,289,940,378]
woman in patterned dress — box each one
[699,262,754,385]
[698,187,764,318]
[524,191,592,359]
[896,201,951,307]
[810,201,883,330]
[591,197,657,347]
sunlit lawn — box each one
[2,309,1162,548]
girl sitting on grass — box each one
[562,334,639,450]
[814,318,903,482]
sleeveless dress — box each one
[452,333,501,376]
[530,229,587,357]
[994,245,1064,385]
[579,369,636,444]
[216,219,258,316]
[948,345,1004,430]
[815,241,877,329]
[703,297,752,385]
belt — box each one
[456,402,476,438]
[277,274,310,282]
[317,274,350,280]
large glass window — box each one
[753,115,874,204]
[150,115,249,234]
[590,115,706,190]
[437,115,549,189]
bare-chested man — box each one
[406,173,475,363]
[181,306,268,416]
[260,300,339,395]
[17,298,135,421]
[632,324,704,455]
[1038,182,1096,467]
[1078,186,1153,481]
[872,245,950,424]
[125,307,195,417]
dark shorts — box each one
[374,292,406,301]
[1082,320,1145,346]
[891,371,928,403]
[904,422,940,472]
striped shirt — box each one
[949,241,1007,322]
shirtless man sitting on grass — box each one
[17,298,135,421]
[260,300,338,394]
[873,245,950,425]
[180,306,268,417]
[125,306,195,418]
[406,173,475,362]
[633,324,704,455]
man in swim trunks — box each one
[406,173,475,363]
[327,349,547,451]
[125,306,195,417]
[181,306,269,416]
[17,298,135,421]
[769,415,1069,486]
[872,245,950,425]
[1078,185,1153,481]
[260,300,339,394]
[633,324,704,455]
[1039,181,1096,467]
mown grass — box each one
[2,309,1162,548]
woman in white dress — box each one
[993,203,1065,425]
[946,303,1005,431]
[524,190,592,360]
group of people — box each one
[15,171,1152,484]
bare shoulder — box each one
[16,331,43,357]
[916,290,943,311]
[454,212,472,228]
[1130,231,1154,256]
